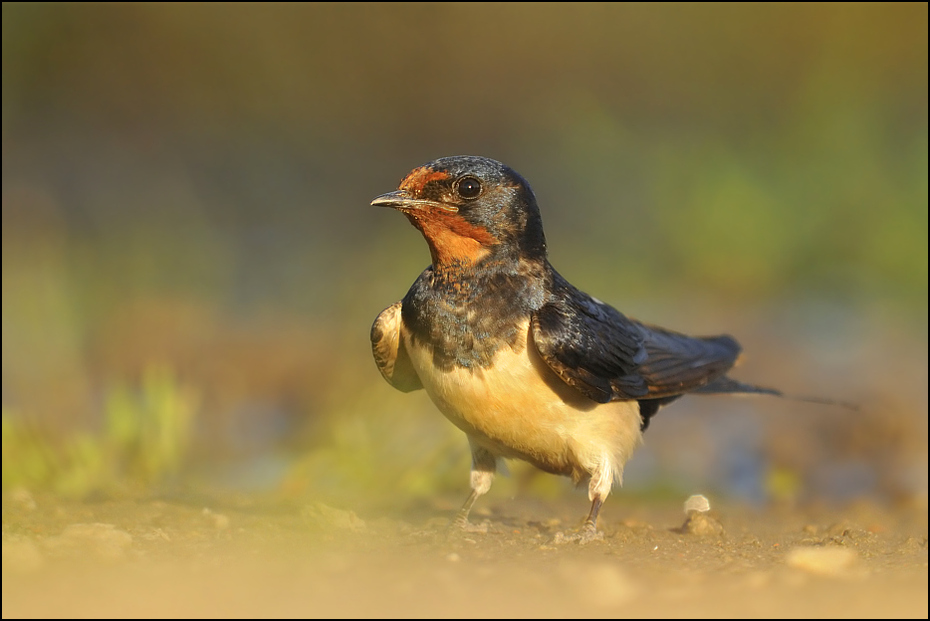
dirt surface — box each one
[2,490,926,618]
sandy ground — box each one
[2,490,926,618]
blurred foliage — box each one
[2,366,196,496]
[1,4,926,499]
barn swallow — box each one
[370,155,780,538]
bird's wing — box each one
[530,277,741,403]
[634,323,742,398]
[371,301,423,392]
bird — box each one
[370,155,781,538]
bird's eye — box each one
[455,176,482,199]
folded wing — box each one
[371,301,423,392]
[530,273,741,403]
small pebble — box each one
[684,494,711,514]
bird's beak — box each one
[370,190,412,209]
[370,190,457,213]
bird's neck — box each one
[429,247,543,289]
[405,212,495,271]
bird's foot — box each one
[450,515,489,534]
[552,523,604,545]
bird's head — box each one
[371,156,547,269]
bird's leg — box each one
[583,495,604,533]
[452,443,497,531]
[555,458,612,544]
[552,491,607,544]
[575,460,612,542]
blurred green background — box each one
[2,3,927,505]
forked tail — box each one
[696,376,858,409]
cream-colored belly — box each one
[402,319,642,483]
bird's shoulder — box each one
[530,270,649,402]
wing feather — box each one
[531,272,741,402]
[371,301,423,392]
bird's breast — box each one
[402,318,643,480]
[400,267,533,371]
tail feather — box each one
[696,376,857,410]
[695,377,782,397]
